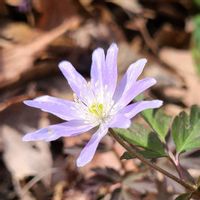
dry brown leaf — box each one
[71,21,111,48]
[112,142,138,172]
[154,23,190,48]
[35,0,83,29]
[164,104,183,116]
[1,125,52,182]
[106,0,142,14]
[117,42,142,76]
[81,150,122,177]
[63,189,88,200]
[64,134,122,178]
[5,0,22,6]
[0,104,53,199]
[52,181,67,200]
[0,17,80,90]
[0,93,40,112]
[1,125,52,199]
[159,48,200,106]
[0,23,39,44]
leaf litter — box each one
[0,0,200,199]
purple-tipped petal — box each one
[116,77,156,109]
[24,95,81,121]
[59,61,93,104]
[109,114,131,128]
[120,100,163,119]
[105,43,118,96]
[22,120,94,142]
[113,58,147,102]
[76,126,108,167]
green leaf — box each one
[115,123,167,158]
[175,193,192,200]
[172,105,200,154]
[121,149,165,160]
[190,105,200,127]
[142,108,171,142]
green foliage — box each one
[142,108,171,142]
[175,193,192,200]
[190,105,200,127]
[115,123,167,159]
[194,0,200,8]
[121,149,165,160]
[172,105,200,154]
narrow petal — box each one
[105,43,118,96]
[113,58,147,102]
[109,114,131,128]
[90,48,106,97]
[116,77,156,109]
[120,100,163,119]
[24,95,81,121]
[76,126,108,167]
[59,61,93,104]
[22,120,95,142]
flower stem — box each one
[109,128,196,192]
[167,150,183,179]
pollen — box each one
[88,103,104,118]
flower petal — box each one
[24,95,81,121]
[90,47,107,103]
[120,100,163,119]
[113,58,147,102]
[116,77,156,109]
[105,43,118,96]
[22,120,94,142]
[90,47,106,92]
[109,114,131,128]
[76,126,108,167]
[59,61,93,104]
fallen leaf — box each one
[0,104,53,198]
[5,0,22,7]
[159,48,200,106]
[106,0,142,14]
[0,17,80,90]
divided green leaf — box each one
[115,123,167,159]
[142,108,171,142]
[172,105,200,154]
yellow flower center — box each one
[88,103,104,118]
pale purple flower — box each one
[23,43,163,167]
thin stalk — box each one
[109,128,196,192]
[167,150,183,179]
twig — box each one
[0,93,41,112]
